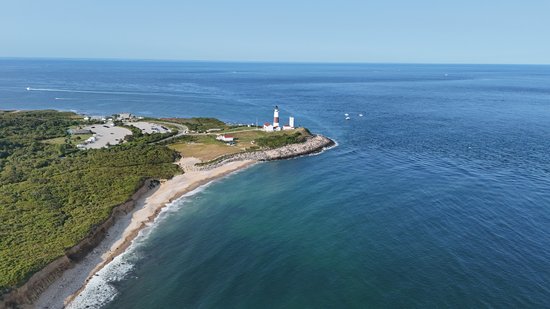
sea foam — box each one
[65,168,251,308]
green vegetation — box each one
[0,112,311,293]
[221,126,259,133]
[0,110,180,293]
[161,117,227,133]
[169,128,311,164]
[123,124,177,144]
[139,118,180,132]
[43,133,93,146]
[256,131,308,148]
[168,135,242,162]
[162,135,198,144]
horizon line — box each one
[1,56,549,66]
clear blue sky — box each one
[1,0,549,64]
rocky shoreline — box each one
[191,134,335,171]
[0,134,335,309]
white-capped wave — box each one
[66,166,255,308]
[66,252,134,309]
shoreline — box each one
[30,180,162,309]
[35,159,256,309]
[5,134,335,309]
[68,159,256,308]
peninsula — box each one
[0,109,334,308]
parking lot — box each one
[81,124,132,149]
[127,121,172,134]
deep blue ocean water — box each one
[1,59,550,308]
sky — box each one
[1,0,549,64]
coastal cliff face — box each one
[0,134,334,309]
[0,180,157,309]
[193,134,335,171]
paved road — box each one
[152,121,189,144]
[152,124,262,144]
[127,121,172,134]
[187,128,262,136]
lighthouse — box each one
[273,106,280,128]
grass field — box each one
[169,143,242,161]
[43,134,93,146]
[168,128,310,162]
[228,127,309,144]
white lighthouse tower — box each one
[289,116,295,128]
[273,106,280,128]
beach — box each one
[34,158,256,309]
[15,133,334,309]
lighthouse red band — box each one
[263,105,294,132]
[273,105,280,128]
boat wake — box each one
[26,87,150,96]
[24,84,226,98]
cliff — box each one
[0,134,335,309]
[0,180,159,309]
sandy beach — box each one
[33,157,255,309]
[28,135,334,309]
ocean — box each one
[1,59,550,308]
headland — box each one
[0,110,334,309]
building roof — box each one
[68,129,93,135]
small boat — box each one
[26,87,31,91]
[345,116,351,120]
[359,113,363,117]
[344,113,349,117]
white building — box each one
[118,113,133,121]
[263,107,293,132]
[283,116,295,130]
[263,123,274,132]
[216,134,235,142]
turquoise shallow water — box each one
[1,60,550,307]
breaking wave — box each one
[66,167,254,308]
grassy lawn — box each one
[161,117,227,132]
[43,134,93,146]
[230,128,308,143]
[168,128,310,162]
[221,126,260,133]
[42,137,66,145]
[168,135,240,161]
[169,143,242,161]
